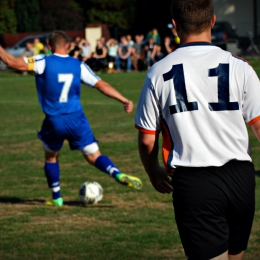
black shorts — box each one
[172,160,255,260]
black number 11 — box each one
[163,63,239,114]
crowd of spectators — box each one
[68,27,180,73]
[23,27,180,73]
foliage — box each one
[87,0,136,29]
[0,0,17,33]
[15,0,42,32]
[39,0,85,31]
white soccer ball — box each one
[79,181,103,204]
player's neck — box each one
[53,48,68,55]
[179,30,212,45]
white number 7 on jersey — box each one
[58,74,74,103]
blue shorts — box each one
[38,110,97,152]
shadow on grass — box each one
[0,197,115,208]
[256,171,260,177]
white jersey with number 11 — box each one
[135,42,260,169]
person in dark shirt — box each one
[156,36,174,60]
[144,37,159,69]
[115,36,132,72]
[92,39,108,72]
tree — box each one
[87,0,136,29]
[15,0,42,32]
[40,0,85,31]
[0,0,17,34]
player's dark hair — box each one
[48,30,68,52]
[170,0,214,34]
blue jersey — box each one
[26,54,100,116]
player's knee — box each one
[82,143,100,165]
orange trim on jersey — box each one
[27,57,35,71]
[135,125,158,135]
[248,116,260,125]
[160,118,174,174]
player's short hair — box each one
[48,30,68,52]
[170,0,214,34]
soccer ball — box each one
[79,181,103,204]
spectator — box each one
[146,28,161,45]
[132,34,145,71]
[40,45,52,56]
[156,36,174,60]
[100,36,108,50]
[78,38,92,62]
[33,38,44,55]
[23,41,35,57]
[92,39,108,72]
[68,42,81,59]
[22,41,35,75]
[144,37,159,69]
[106,38,119,73]
[73,36,81,46]
[115,36,132,72]
[126,34,134,46]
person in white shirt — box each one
[78,38,92,62]
[135,0,260,259]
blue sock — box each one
[94,155,121,179]
[44,162,61,200]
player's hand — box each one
[149,167,173,194]
[124,100,134,113]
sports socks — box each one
[44,162,61,200]
[94,155,120,179]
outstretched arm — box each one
[251,120,260,142]
[0,46,28,71]
[138,131,173,193]
[94,79,133,113]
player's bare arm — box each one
[138,132,173,194]
[94,79,133,113]
[0,45,28,71]
[251,120,260,142]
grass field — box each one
[0,62,259,260]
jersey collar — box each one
[53,53,69,57]
[178,42,215,48]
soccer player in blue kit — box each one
[0,30,142,206]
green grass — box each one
[0,64,259,260]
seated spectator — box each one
[22,41,36,75]
[143,37,160,69]
[132,34,145,71]
[126,34,134,46]
[40,45,52,56]
[100,36,108,50]
[146,28,161,45]
[78,38,92,62]
[106,38,118,73]
[23,41,35,57]
[115,36,132,72]
[68,42,81,59]
[91,39,108,72]
[156,36,173,60]
[73,36,82,46]
[33,38,44,55]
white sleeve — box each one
[135,76,161,133]
[80,63,100,88]
[242,64,260,124]
[23,55,45,74]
